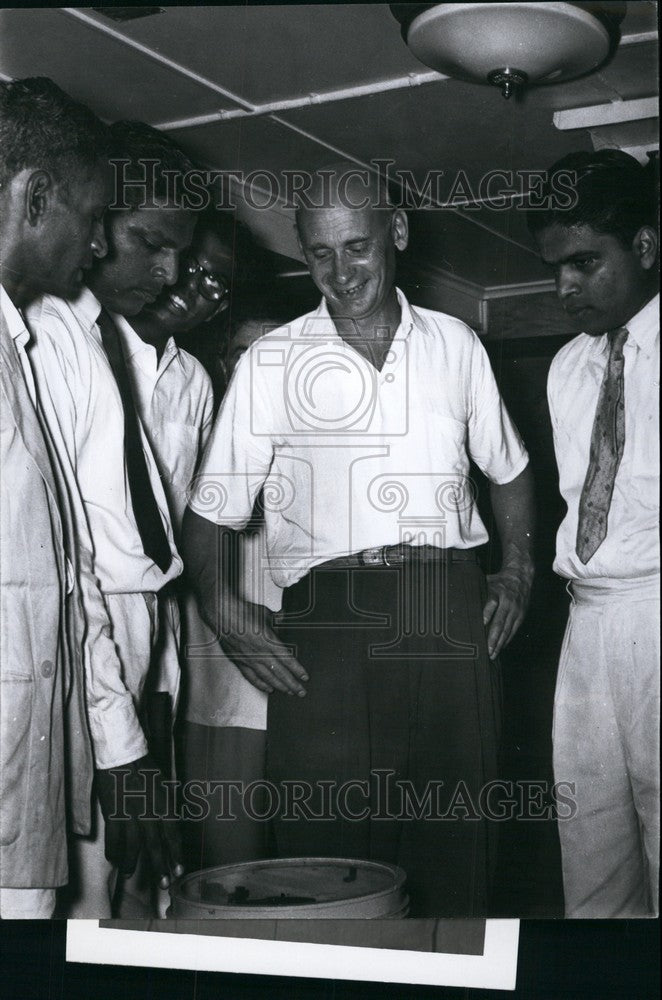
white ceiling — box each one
[1,3,658,292]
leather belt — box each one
[317,543,478,571]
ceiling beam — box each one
[154,71,448,132]
[554,97,658,130]
[620,30,659,46]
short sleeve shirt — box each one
[191,289,529,588]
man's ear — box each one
[633,225,659,271]
[25,170,55,227]
[294,220,306,260]
[391,209,409,252]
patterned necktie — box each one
[97,308,172,573]
[576,326,628,565]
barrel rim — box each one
[170,856,409,916]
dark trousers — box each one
[268,556,502,916]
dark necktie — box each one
[97,307,172,573]
[576,326,628,565]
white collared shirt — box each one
[6,286,151,769]
[115,318,214,532]
[27,287,182,595]
[547,293,660,581]
[115,318,270,730]
[191,289,529,588]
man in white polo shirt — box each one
[529,150,659,917]
[184,165,535,916]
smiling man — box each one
[529,150,659,917]
[183,164,535,916]
[27,120,196,917]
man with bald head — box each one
[184,165,534,916]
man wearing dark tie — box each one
[29,121,196,916]
[529,150,659,917]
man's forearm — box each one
[489,464,535,576]
[181,507,240,640]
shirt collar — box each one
[69,284,104,329]
[0,284,31,350]
[591,292,659,359]
[624,293,659,358]
[316,286,415,341]
[114,313,180,373]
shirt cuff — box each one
[87,703,148,770]
[490,451,530,486]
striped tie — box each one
[576,326,628,565]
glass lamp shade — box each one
[391,2,626,96]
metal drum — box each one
[169,857,409,919]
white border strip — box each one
[66,919,519,990]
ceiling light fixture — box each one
[390,2,626,99]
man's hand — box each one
[483,562,534,659]
[486,466,536,659]
[220,599,309,697]
[182,511,309,697]
[96,754,183,888]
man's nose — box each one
[152,250,179,287]
[557,266,580,300]
[91,220,107,259]
[332,253,354,284]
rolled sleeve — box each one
[188,355,274,528]
[467,333,529,484]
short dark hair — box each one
[195,205,238,252]
[108,119,195,208]
[0,76,110,190]
[528,149,658,248]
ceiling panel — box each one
[0,7,246,121]
[277,79,596,192]
[80,4,425,106]
[405,209,551,289]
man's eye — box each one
[348,244,368,254]
[141,236,161,251]
[575,257,596,270]
[313,250,330,260]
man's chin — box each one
[57,273,85,301]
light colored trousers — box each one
[65,590,179,919]
[553,576,660,917]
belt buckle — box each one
[359,546,388,566]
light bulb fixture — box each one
[390,2,626,99]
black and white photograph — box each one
[0,1,659,994]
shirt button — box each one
[40,659,54,678]
[385,373,395,383]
